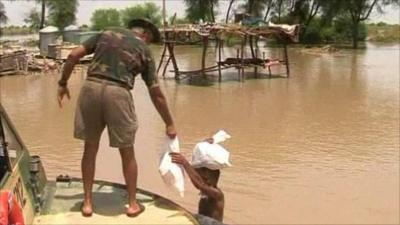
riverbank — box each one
[1,26,35,36]
[1,22,399,44]
[367,23,400,42]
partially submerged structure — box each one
[158,22,300,82]
[38,25,98,60]
[0,23,97,76]
[0,50,28,76]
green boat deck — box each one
[33,180,198,225]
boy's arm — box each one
[170,153,223,200]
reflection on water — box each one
[0,44,399,224]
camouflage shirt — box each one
[82,27,158,89]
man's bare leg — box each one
[81,140,100,216]
[119,146,142,216]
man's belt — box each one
[87,74,131,90]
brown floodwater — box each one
[0,43,399,224]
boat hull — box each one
[33,178,199,225]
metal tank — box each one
[63,25,80,44]
[39,26,59,57]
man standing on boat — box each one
[56,19,177,217]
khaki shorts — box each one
[74,78,138,148]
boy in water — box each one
[170,138,225,223]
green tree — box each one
[282,0,323,35]
[80,24,90,31]
[24,8,41,31]
[90,8,121,30]
[334,15,367,42]
[0,1,7,36]
[35,0,46,29]
[318,0,346,25]
[287,0,318,24]
[226,0,235,23]
[121,2,162,27]
[184,0,219,23]
[169,16,189,25]
[47,0,78,30]
[264,0,292,23]
[343,0,395,48]
[246,0,268,18]
[275,0,286,22]
[237,0,280,22]
[263,0,275,21]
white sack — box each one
[158,137,185,197]
[191,130,232,170]
[212,130,231,144]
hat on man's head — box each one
[128,18,161,43]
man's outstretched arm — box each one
[148,86,177,138]
[57,46,87,107]
[59,46,87,83]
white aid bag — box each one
[158,137,185,197]
[212,130,231,144]
[191,130,232,170]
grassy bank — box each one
[1,26,35,36]
[367,23,400,42]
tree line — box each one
[182,0,399,48]
[88,0,399,48]
[1,0,78,36]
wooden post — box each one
[161,55,172,78]
[218,39,222,83]
[240,35,247,82]
[166,41,180,80]
[283,41,290,78]
[157,44,167,76]
[24,55,28,75]
[162,0,166,32]
[268,66,272,78]
[249,35,258,78]
[254,47,258,79]
[201,35,209,80]
[264,50,272,78]
[236,48,240,81]
[14,58,20,73]
[159,31,172,78]
[249,36,255,58]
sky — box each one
[2,0,400,26]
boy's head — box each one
[195,167,220,187]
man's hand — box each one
[166,124,177,139]
[170,152,189,167]
[57,86,71,108]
